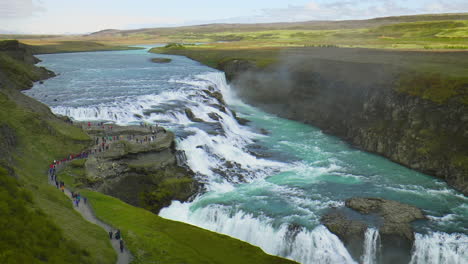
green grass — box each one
[81,190,297,264]
[0,91,116,264]
[0,42,116,263]
[152,45,468,105]
[144,19,468,50]
[396,72,468,104]
[0,52,42,89]
[0,167,90,264]
[7,13,468,50]
[26,41,142,54]
[151,45,280,69]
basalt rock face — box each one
[321,197,425,264]
[220,57,468,195]
[82,125,199,214]
[218,59,256,82]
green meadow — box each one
[156,20,468,50]
[4,13,467,51]
[58,162,296,264]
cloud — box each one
[422,0,468,13]
[0,0,45,19]
[10,14,184,35]
[183,0,468,27]
[251,0,468,22]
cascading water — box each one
[25,48,468,264]
[409,232,468,264]
[361,228,380,264]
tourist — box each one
[119,239,124,253]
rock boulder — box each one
[321,197,425,264]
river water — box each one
[25,47,467,264]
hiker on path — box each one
[119,239,124,253]
[115,229,121,240]
[109,230,113,239]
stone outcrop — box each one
[218,59,255,82]
[219,54,468,195]
[321,197,425,264]
[81,124,198,213]
[184,108,204,122]
[150,57,172,63]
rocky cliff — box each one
[321,197,425,263]
[74,124,198,214]
[219,49,468,195]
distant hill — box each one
[7,12,468,50]
[86,13,468,37]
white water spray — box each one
[361,228,380,264]
[160,202,357,264]
[30,51,468,264]
[410,232,468,264]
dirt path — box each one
[49,177,133,264]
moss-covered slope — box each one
[0,40,116,263]
[81,190,297,264]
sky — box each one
[1,0,468,34]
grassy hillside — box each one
[23,40,142,54]
[4,13,468,50]
[142,19,468,50]
[81,190,296,264]
[58,157,297,263]
[84,12,468,37]
[0,41,116,263]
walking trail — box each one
[49,173,133,264]
[47,122,164,263]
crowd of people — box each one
[109,229,125,253]
[71,191,86,207]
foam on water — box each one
[361,228,380,264]
[410,232,468,264]
[27,51,468,264]
[160,202,357,264]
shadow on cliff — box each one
[228,47,468,195]
[231,48,400,136]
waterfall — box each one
[30,49,468,264]
[410,232,468,264]
[361,228,380,264]
[160,202,357,264]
